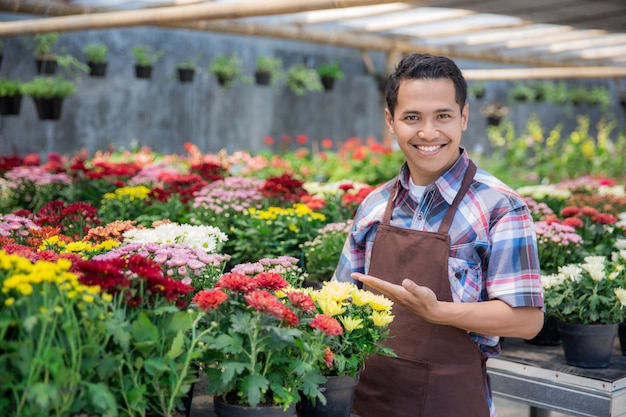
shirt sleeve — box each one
[332,212,366,284]
[486,203,544,308]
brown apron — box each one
[353,161,490,417]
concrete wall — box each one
[0,14,624,159]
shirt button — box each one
[416,213,423,220]
[455,272,462,279]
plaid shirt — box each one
[334,148,544,357]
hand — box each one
[351,272,439,321]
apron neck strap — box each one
[381,160,477,232]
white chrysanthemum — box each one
[615,288,626,307]
[583,262,606,282]
[541,274,563,289]
[615,239,626,251]
[558,264,583,283]
[123,223,228,253]
[515,184,571,201]
[598,185,626,198]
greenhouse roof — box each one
[1,0,625,77]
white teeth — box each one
[416,145,440,152]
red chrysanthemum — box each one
[580,206,599,217]
[560,206,581,218]
[254,272,289,291]
[593,213,617,224]
[310,314,344,336]
[281,304,299,327]
[216,272,259,293]
[561,216,584,229]
[286,291,316,313]
[193,289,229,311]
[244,290,285,319]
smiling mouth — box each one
[414,144,444,152]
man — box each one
[333,53,544,417]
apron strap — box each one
[381,160,477,230]
[439,160,477,234]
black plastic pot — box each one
[135,64,153,79]
[32,97,64,120]
[88,61,107,77]
[178,68,195,83]
[0,95,23,116]
[36,58,58,75]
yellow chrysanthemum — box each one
[339,316,363,332]
[319,281,354,302]
[4,297,15,306]
[371,311,395,327]
[317,299,346,316]
[367,293,394,312]
[17,283,33,296]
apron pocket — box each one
[354,354,430,417]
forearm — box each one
[428,298,544,340]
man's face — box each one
[385,78,468,186]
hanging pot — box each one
[557,322,618,368]
[135,64,153,79]
[32,97,64,120]
[0,95,23,116]
[296,372,360,417]
[88,62,107,77]
[255,70,271,86]
[36,58,58,75]
[213,398,296,417]
[178,68,195,83]
[320,76,335,91]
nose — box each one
[418,119,439,140]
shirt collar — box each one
[397,147,471,205]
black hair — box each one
[385,53,468,118]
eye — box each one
[438,113,451,119]
[405,115,419,121]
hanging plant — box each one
[286,64,323,96]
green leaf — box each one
[144,357,170,376]
[85,382,118,417]
[242,374,269,407]
[167,330,186,360]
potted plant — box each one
[83,42,108,77]
[208,53,247,90]
[587,86,612,111]
[567,86,588,106]
[294,281,395,417]
[176,59,197,83]
[468,80,485,100]
[316,61,344,91]
[510,82,536,102]
[30,33,60,75]
[254,55,283,86]
[131,44,164,79]
[286,64,323,96]
[22,76,77,120]
[480,101,509,126]
[542,255,626,368]
[0,77,24,116]
[193,269,337,415]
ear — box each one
[461,103,469,131]
[384,108,395,134]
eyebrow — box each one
[400,107,456,116]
